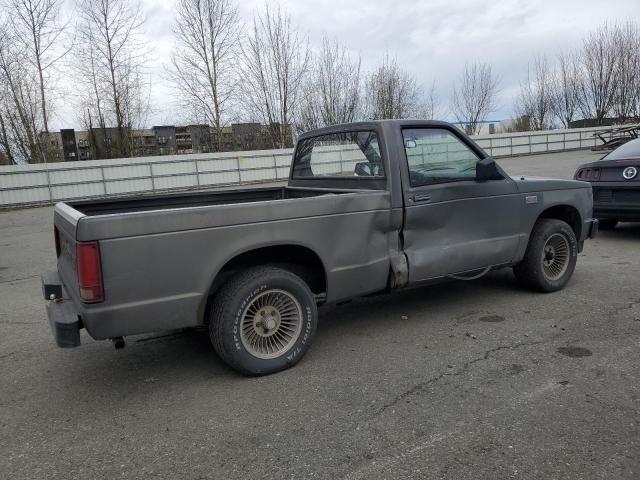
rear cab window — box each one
[292,131,385,180]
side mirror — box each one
[476,157,502,182]
[354,161,372,176]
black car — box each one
[575,138,640,229]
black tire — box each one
[514,219,578,293]
[209,266,317,376]
[597,219,618,230]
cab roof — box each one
[297,119,453,140]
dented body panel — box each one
[402,179,521,281]
[44,120,595,343]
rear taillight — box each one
[577,168,601,180]
[76,241,104,303]
[54,226,61,258]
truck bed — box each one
[69,187,348,216]
[52,184,394,340]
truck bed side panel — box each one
[75,191,395,339]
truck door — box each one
[401,127,521,281]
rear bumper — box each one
[42,271,81,348]
[593,204,640,222]
[591,182,640,221]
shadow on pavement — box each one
[42,255,594,406]
[48,268,522,392]
[599,222,640,240]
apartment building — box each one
[40,122,287,162]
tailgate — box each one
[53,202,85,298]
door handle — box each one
[412,193,432,202]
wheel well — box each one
[538,205,582,239]
[209,245,327,299]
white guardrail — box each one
[0,125,620,207]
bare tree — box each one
[0,28,19,164]
[76,0,149,158]
[364,55,428,120]
[612,22,640,122]
[514,56,554,130]
[509,114,531,133]
[579,23,618,124]
[78,43,106,131]
[631,42,640,121]
[10,0,70,135]
[168,0,241,150]
[451,62,499,135]
[297,37,362,131]
[551,50,583,128]
[423,81,440,120]
[0,109,15,164]
[241,3,309,148]
[0,20,45,163]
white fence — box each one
[0,149,293,207]
[472,126,613,156]
[0,125,623,207]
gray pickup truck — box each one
[43,120,597,375]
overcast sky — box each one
[54,0,640,130]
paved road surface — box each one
[1,149,639,479]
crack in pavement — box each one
[542,297,640,331]
[0,320,39,325]
[0,274,40,285]
[584,392,639,416]
[608,298,640,318]
[346,299,640,477]
[0,351,18,361]
[343,378,562,480]
[373,339,547,418]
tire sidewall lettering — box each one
[232,284,268,351]
[567,229,578,258]
[287,305,314,360]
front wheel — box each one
[209,266,318,376]
[514,219,578,292]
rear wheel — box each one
[597,219,618,230]
[514,219,578,292]
[209,266,317,376]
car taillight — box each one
[54,226,61,258]
[577,168,601,180]
[76,241,104,303]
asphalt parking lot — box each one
[1,149,639,479]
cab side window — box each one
[403,128,479,187]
